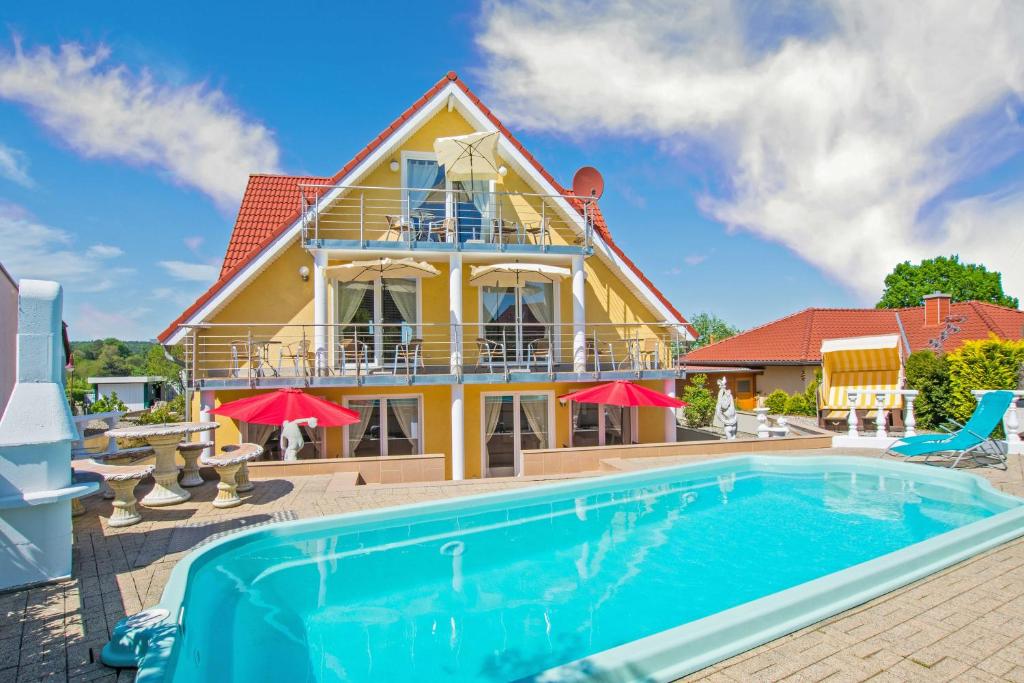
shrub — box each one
[784,393,815,416]
[803,371,821,411]
[88,392,126,414]
[682,374,715,428]
[947,337,1024,425]
[765,389,788,415]
[904,350,951,429]
[136,394,186,425]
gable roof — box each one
[159,72,694,343]
[684,301,1024,366]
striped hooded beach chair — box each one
[818,334,904,427]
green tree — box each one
[904,351,951,429]
[89,391,127,414]
[682,373,715,428]
[947,338,1024,426]
[142,345,184,393]
[65,375,91,411]
[765,390,788,415]
[689,312,741,349]
[877,255,1018,309]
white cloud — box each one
[85,244,123,258]
[0,141,32,187]
[71,303,154,341]
[476,1,1024,302]
[159,260,218,283]
[183,235,204,253]
[684,254,708,266]
[0,202,126,292]
[0,39,280,208]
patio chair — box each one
[476,337,505,373]
[527,338,553,372]
[638,338,660,370]
[277,338,312,378]
[886,390,1014,469]
[427,217,456,243]
[384,214,411,242]
[523,217,552,246]
[586,338,615,372]
[338,338,370,375]
[393,338,424,376]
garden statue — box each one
[715,377,738,440]
[280,417,318,461]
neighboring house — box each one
[682,293,1024,401]
[159,71,695,479]
[88,376,166,412]
[0,263,16,416]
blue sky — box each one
[1,2,1022,340]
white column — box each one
[847,390,859,438]
[449,253,463,374]
[313,250,328,374]
[875,392,887,439]
[663,378,677,442]
[572,255,586,373]
[1006,395,1021,451]
[451,384,464,480]
[903,390,918,437]
[199,389,216,458]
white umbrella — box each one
[469,262,570,288]
[325,258,440,282]
[433,131,502,183]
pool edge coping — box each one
[109,455,1024,682]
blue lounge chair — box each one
[887,390,1013,469]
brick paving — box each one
[2,449,1022,682]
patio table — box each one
[106,422,219,507]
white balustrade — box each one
[874,392,888,439]
[903,390,918,437]
[847,390,859,438]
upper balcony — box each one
[299,183,595,256]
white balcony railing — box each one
[298,184,594,250]
[841,389,919,439]
[182,322,685,387]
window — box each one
[482,393,552,476]
[570,403,635,446]
[345,396,422,457]
[481,282,554,364]
[335,278,419,367]
[737,379,753,395]
[402,153,494,243]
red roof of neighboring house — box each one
[684,301,1024,366]
[159,72,693,342]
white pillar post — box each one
[313,250,328,374]
[663,378,677,443]
[754,408,770,439]
[875,391,888,439]
[199,389,216,458]
[1005,394,1021,451]
[449,253,463,375]
[451,384,464,480]
[903,390,918,437]
[847,390,859,438]
[572,255,586,373]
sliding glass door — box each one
[482,393,551,476]
[345,396,423,457]
[570,403,634,446]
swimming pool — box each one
[105,456,1024,682]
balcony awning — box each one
[325,258,440,282]
[469,262,570,288]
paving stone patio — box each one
[2,448,1022,682]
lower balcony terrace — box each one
[182,322,686,390]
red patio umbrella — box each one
[209,388,360,427]
[559,380,687,408]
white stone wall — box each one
[0,265,16,417]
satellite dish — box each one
[572,166,604,200]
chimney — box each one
[922,292,951,327]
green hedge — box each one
[682,374,715,428]
[947,338,1024,423]
[904,350,951,429]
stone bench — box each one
[72,459,155,528]
[201,444,263,508]
[177,441,214,488]
[74,447,155,500]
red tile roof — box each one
[158,72,693,342]
[684,302,1024,366]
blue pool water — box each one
[166,460,1020,682]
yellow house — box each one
[159,72,696,480]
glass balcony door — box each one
[483,393,550,477]
[402,153,493,244]
[481,282,553,366]
[335,278,418,370]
